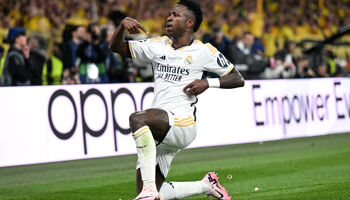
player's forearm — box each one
[108,24,129,56]
[219,68,245,89]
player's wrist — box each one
[207,78,220,88]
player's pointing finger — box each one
[138,24,149,34]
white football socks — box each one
[132,126,157,191]
[159,181,210,199]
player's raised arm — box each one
[108,17,148,57]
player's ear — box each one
[186,19,194,30]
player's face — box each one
[166,4,192,37]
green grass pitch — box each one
[1,133,350,200]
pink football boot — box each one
[133,187,160,200]
[202,172,231,200]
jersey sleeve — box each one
[202,43,235,77]
[128,39,154,63]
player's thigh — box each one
[145,108,170,141]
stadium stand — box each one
[0,0,349,85]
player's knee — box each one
[129,111,148,130]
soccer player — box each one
[109,0,244,199]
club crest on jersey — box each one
[184,55,193,65]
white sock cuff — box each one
[132,126,150,139]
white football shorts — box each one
[136,109,197,178]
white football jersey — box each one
[128,36,234,115]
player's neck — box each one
[171,35,194,49]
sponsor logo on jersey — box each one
[154,63,190,82]
[159,55,166,60]
[217,53,231,68]
[184,55,193,65]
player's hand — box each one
[121,17,148,34]
[183,79,209,97]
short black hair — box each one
[177,0,203,32]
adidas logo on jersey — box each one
[159,55,166,60]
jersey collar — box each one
[170,37,195,50]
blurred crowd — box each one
[0,0,350,86]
